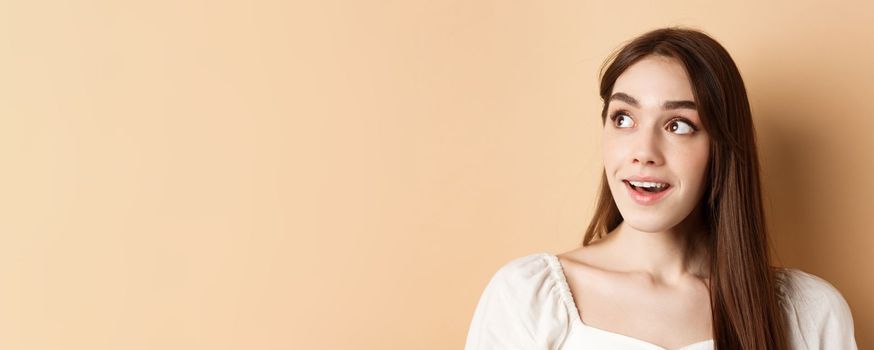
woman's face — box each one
[602,55,710,233]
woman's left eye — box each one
[667,119,696,135]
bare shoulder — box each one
[555,244,629,292]
[556,241,636,279]
[556,245,602,276]
[556,240,613,271]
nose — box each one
[630,129,664,166]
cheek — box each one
[678,140,710,189]
[601,133,624,171]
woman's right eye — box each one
[612,113,634,128]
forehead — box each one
[611,55,695,105]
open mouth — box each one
[623,180,671,194]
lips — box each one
[622,177,673,205]
[624,175,671,184]
[624,180,670,193]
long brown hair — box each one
[583,27,787,349]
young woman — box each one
[464,27,857,350]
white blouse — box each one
[464,252,857,350]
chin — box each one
[623,218,673,233]
[617,209,686,233]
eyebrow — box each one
[609,92,697,110]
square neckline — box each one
[542,252,715,350]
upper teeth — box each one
[629,181,667,188]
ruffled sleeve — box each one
[775,267,858,349]
[464,253,572,350]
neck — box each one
[604,208,710,285]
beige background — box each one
[0,0,871,349]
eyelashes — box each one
[608,110,700,134]
[609,111,634,128]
